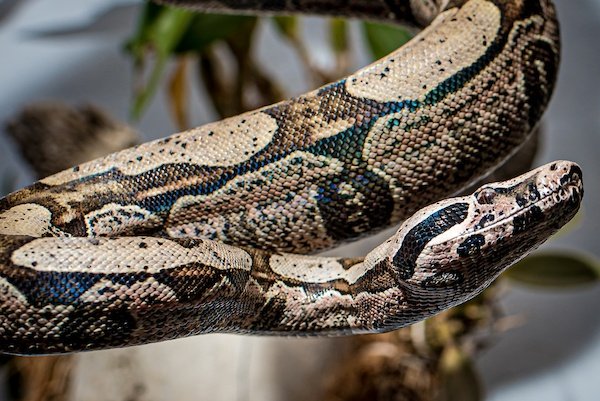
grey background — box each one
[0,0,598,400]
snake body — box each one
[0,0,583,354]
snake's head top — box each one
[386,160,583,307]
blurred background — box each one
[0,0,599,400]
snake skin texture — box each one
[0,0,582,354]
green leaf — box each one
[125,4,193,60]
[362,22,413,60]
[438,346,483,401]
[124,3,165,61]
[505,252,600,288]
[272,16,298,40]
[176,14,256,53]
[329,18,348,54]
[150,8,194,55]
[128,6,195,119]
[126,4,258,120]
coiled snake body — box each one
[0,0,584,354]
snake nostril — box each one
[476,188,496,204]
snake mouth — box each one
[463,162,583,238]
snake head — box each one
[386,160,583,309]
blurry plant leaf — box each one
[505,252,600,288]
[272,16,298,40]
[176,13,256,53]
[198,51,227,117]
[168,57,190,130]
[148,8,194,54]
[126,3,186,61]
[329,18,348,54]
[224,20,259,114]
[362,22,412,60]
[126,4,257,120]
[127,5,195,119]
[438,345,482,401]
[195,17,277,118]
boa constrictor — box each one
[0,0,584,355]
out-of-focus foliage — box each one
[126,4,195,119]
[506,252,600,288]
[505,209,599,288]
[438,345,482,401]
[126,4,286,128]
[363,22,413,60]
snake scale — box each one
[0,0,584,355]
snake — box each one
[0,0,584,355]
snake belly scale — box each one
[0,0,583,354]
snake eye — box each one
[476,188,496,204]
